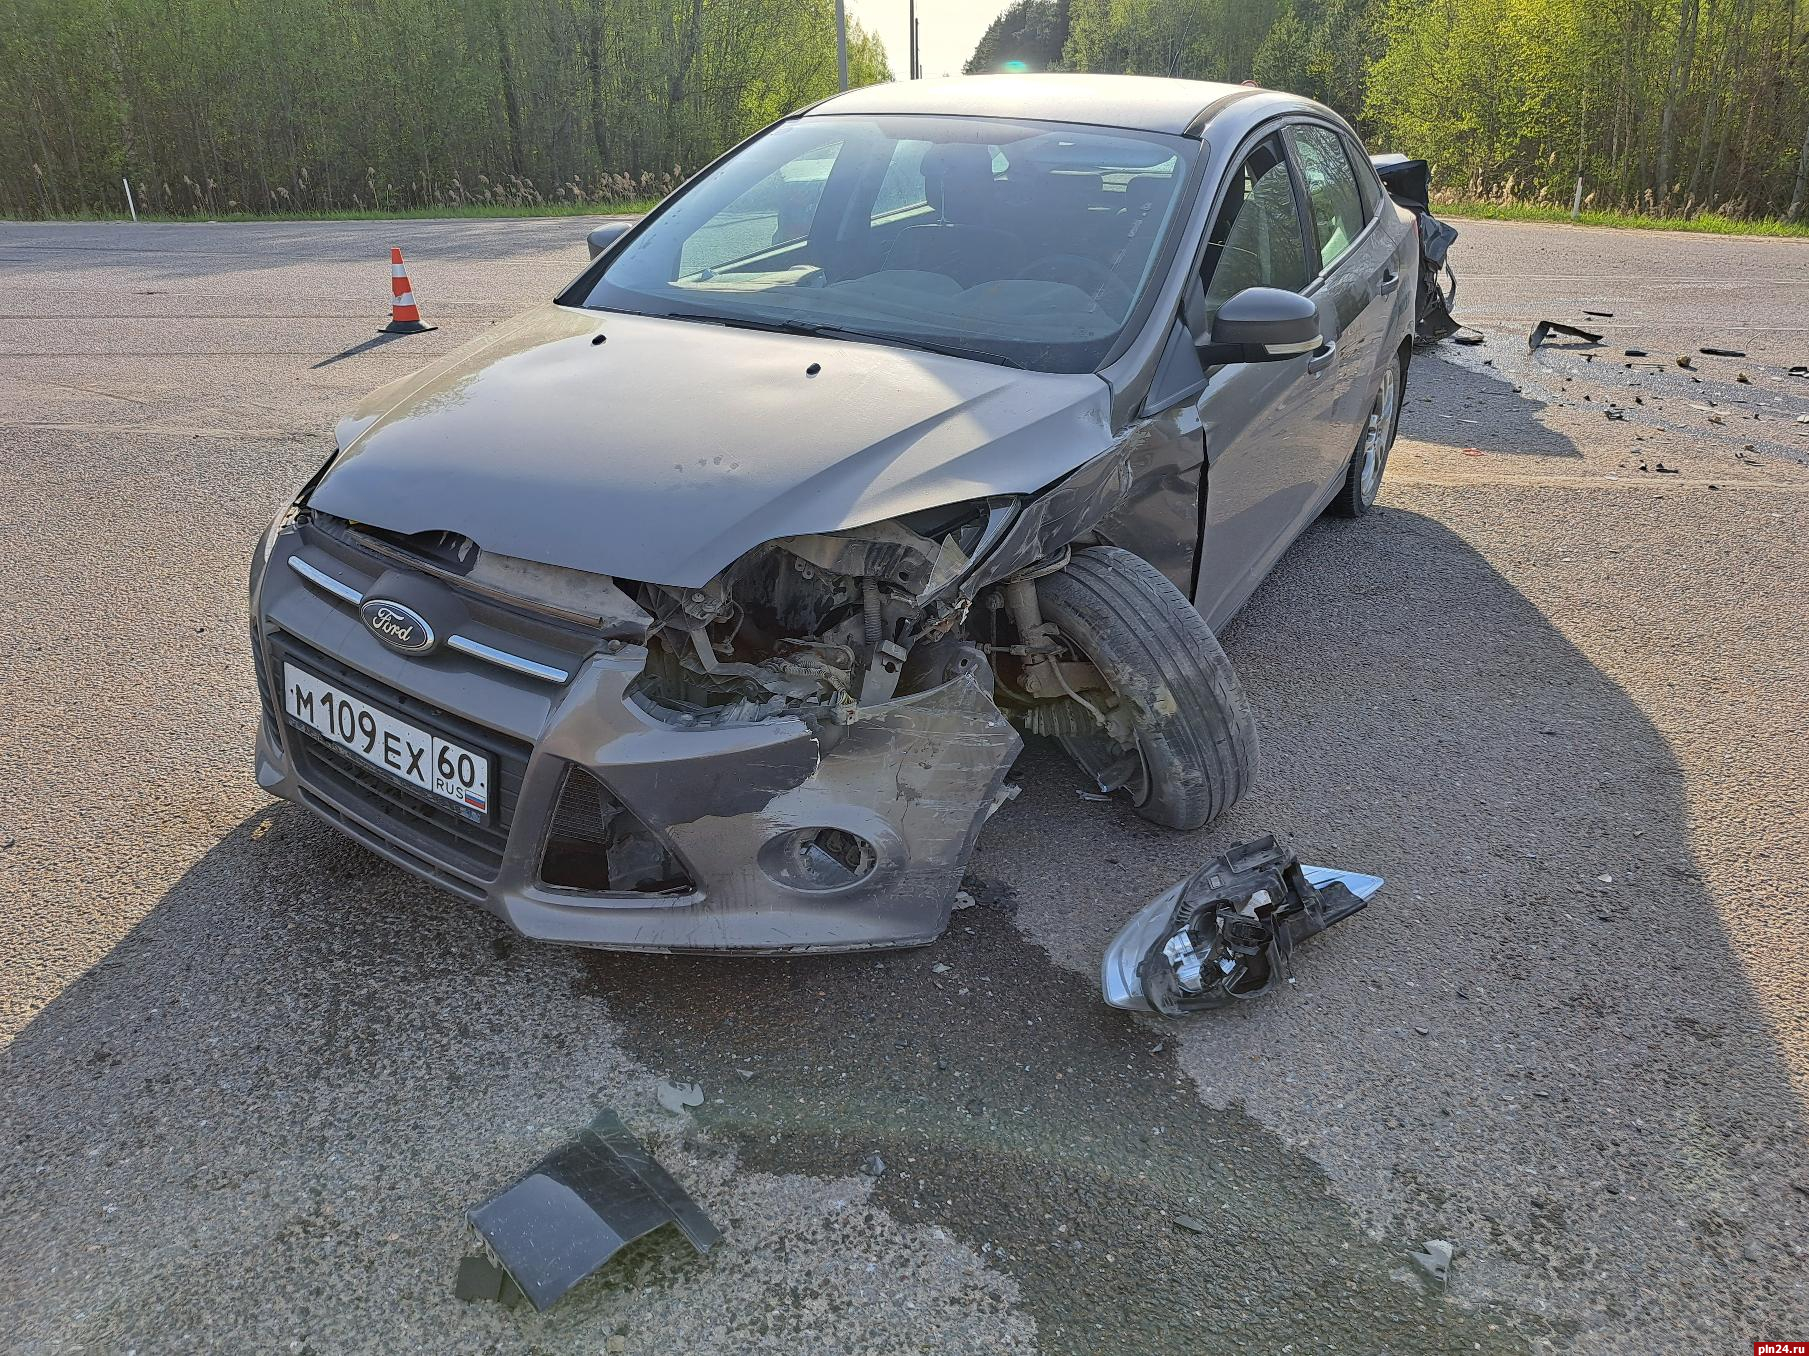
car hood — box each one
[311,305,1115,588]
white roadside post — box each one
[123,177,137,222]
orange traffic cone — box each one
[380,246,437,334]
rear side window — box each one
[1343,133,1382,218]
[1199,136,1309,323]
[1287,124,1367,273]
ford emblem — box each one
[360,598,436,654]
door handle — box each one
[1305,340,1338,374]
[1377,268,1401,295]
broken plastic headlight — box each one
[249,502,301,604]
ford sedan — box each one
[248,74,1417,952]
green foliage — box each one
[1048,0,1809,218]
[965,0,1073,74]
[0,0,891,218]
[1436,197,1809,236]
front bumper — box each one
[253,537,1021,953]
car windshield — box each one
[574,114,1198,373]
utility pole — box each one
[834,0,848,90]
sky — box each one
[843,0,1016,81]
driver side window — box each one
[1199,137,1309,325]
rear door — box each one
[1187,133,1344,630]
[1283,121,1397,490]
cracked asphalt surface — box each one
[1,217,1805,1354]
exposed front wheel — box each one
[1031,547,1258,830]
[1331,352,1404,517]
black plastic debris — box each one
[1528,319,1603,351]
[1451,328,1485,346]
[1583,309,1615,318]
[1100,835,1375,1016]
[454,1253,524,1307]
[1624,347,1649,358]
[1789,365,1808,379]
[460,1110,721,1312]
[1700,346,1746,358]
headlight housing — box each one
[248,502,301,605]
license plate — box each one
[282,662,491,817]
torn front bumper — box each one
[253,540,1021,953]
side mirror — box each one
[585,220,634,260]
[1196,286,1322,365]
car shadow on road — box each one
[0,513,1799,1353]
[1401,352,1581,457]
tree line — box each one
[0,0,888,219]
[8,0,1805,221]
[971,0,1809,220]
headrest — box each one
[921,143,997,221]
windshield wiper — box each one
[811,326,1027,371]
[641,310,1025,370]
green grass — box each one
[1433,197,1809,238]
[14,199,662,224]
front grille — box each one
[269,631,533,881]
[540,765,694,895]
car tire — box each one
[1331,351,1404,517]
[1034,546,1258,831]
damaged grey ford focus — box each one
[247,75,1418,953]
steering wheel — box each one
[1015,254,1137,316]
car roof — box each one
[803,74,1267,138]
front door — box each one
[1190,133,1345,630]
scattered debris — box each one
[1461,446,1485,456]
[859,1153,887,1177]
[1099,836,1380,1015]
[1529,319,1602,351]
[1451,328,1485,346]
[1582,309,1615,318]
[1623,347,1648,358]
[460,1109,721,1312]
[1605,408,1626,420]
[1596,873,1614,883]
[1173,1214,1211,1234]
[951,888,977,911]
[932,962,952,974]
[1654,462,1680,474]
[1788,365,1808,379]
[1676,355,1693,368]
[1700,346,1746,358]
[655,1079,704,1114]
[1075,788,1114,802]
[1410,1239,1455,1284]
[1736,372,1752,384]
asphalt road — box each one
[1,216,1805,1355]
